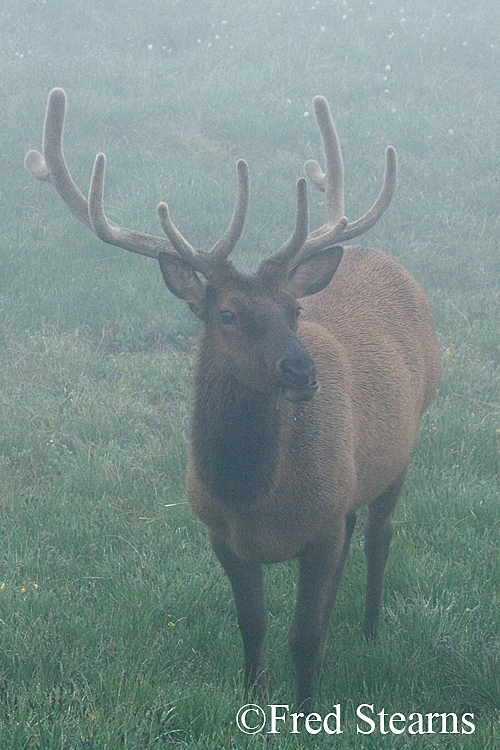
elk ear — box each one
[158,252,207,319]
[286,246,343,298]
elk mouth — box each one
[280,379,320,402]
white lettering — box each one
[462,714,475,734]
[356,704,376,734]
[235,703,476,736]
[378,708,389,734]
[389,712,407,734]
[408,712,425,734]
[438,712,459,734]
[305,712,322,734]
[323,704,343,734]
[268,704,289,734]
[290,711,303,734]
[426,712,440,733]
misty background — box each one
[0,0,499,747]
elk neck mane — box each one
[190,347,281,508]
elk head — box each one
[157,181,346,401]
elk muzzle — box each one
[277,348,319,401]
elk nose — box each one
[279,353,316,389]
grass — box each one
[1,0,499,747]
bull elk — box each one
[25,89,440,713]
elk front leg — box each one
[289,526,350,714]
[210,535,267,699]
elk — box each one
[25,89,440,713]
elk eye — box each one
[295,306,303,318]
[220,310,237,326]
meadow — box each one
[1,0,499,747]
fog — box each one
[1,1,499,746]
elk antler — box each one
[24,88,250,272]
[25,89,395,276]
[157,159,249,276]
[299,96,397,257]
[264,96,397,268]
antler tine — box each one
[209,159,249,264]
[25,87,177,260]
[157,201,200,268]
[332,146,397,242]
[158,159,250,277]
[268,177,310,265]
[24,88,93,229]
[300,96,397,257]
[89,153,171,259]
[304,95,345,226]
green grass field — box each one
[1,0,499,747]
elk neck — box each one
[190,347,283,509]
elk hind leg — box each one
[320,513,357,649]
[363,471,407,640]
